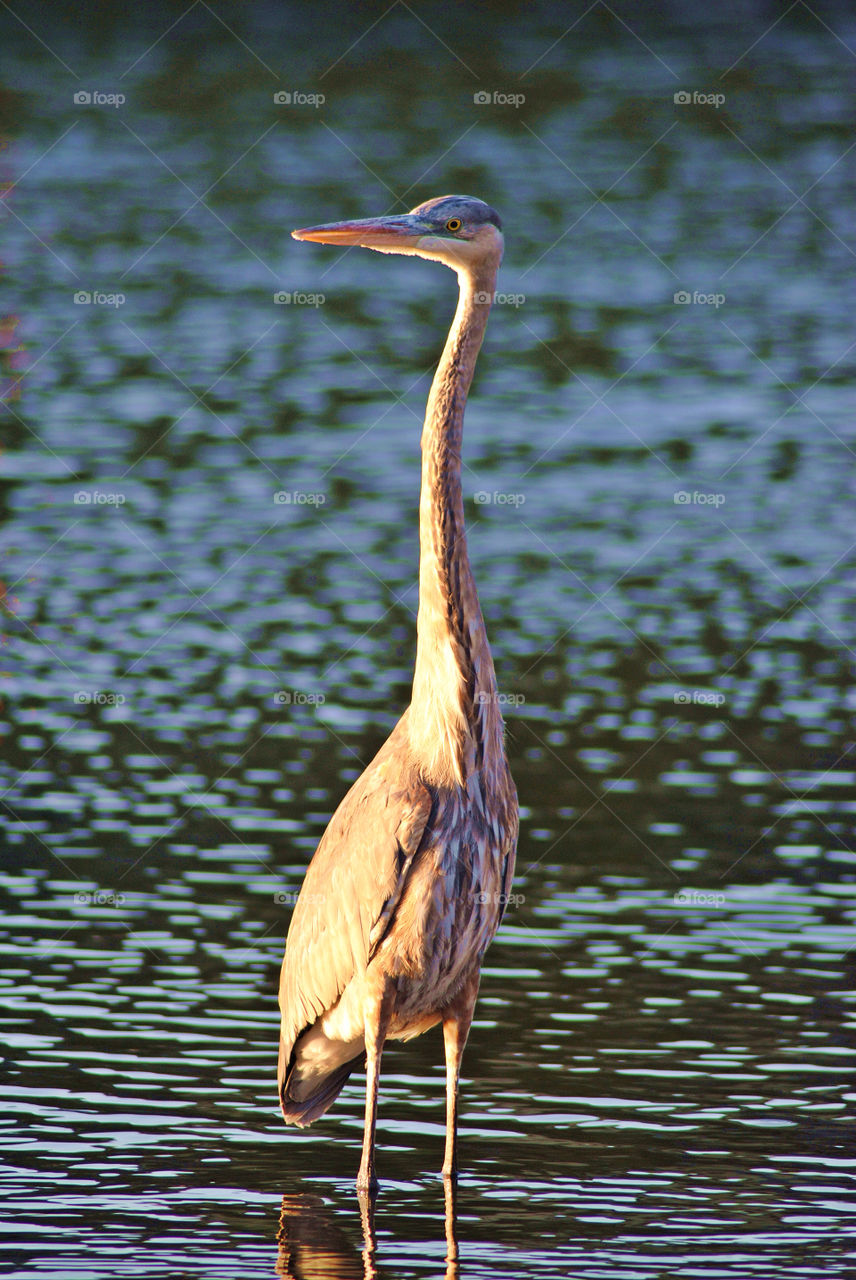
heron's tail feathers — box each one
[278,1029,365,1127]
[279,1057,355,1126]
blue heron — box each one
[278,195,518,1192]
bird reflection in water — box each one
[276,1186,460,1279]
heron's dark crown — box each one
[410,194,503,233]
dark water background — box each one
[1,2,855,1276]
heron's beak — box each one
[292,214,426,252]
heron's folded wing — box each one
[278,720,433,1058]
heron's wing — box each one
[278,714,432,1061]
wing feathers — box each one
[278,712,432,1102]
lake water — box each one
[2,4,855,1277]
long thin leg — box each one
[441,973,479,1181]
[356,982,394,1193]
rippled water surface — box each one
[2,3,856,1277]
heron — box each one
[278,194,518,1193]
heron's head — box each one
[292,195,503,276]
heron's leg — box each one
[441,972,479,1181]
[356,981,394,1194]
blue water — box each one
[1,4,855,1276]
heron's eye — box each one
[445,218,462,232]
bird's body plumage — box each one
[278,195,518,1189]
[278,707,516,1122]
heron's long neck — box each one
[409,261,504,788]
